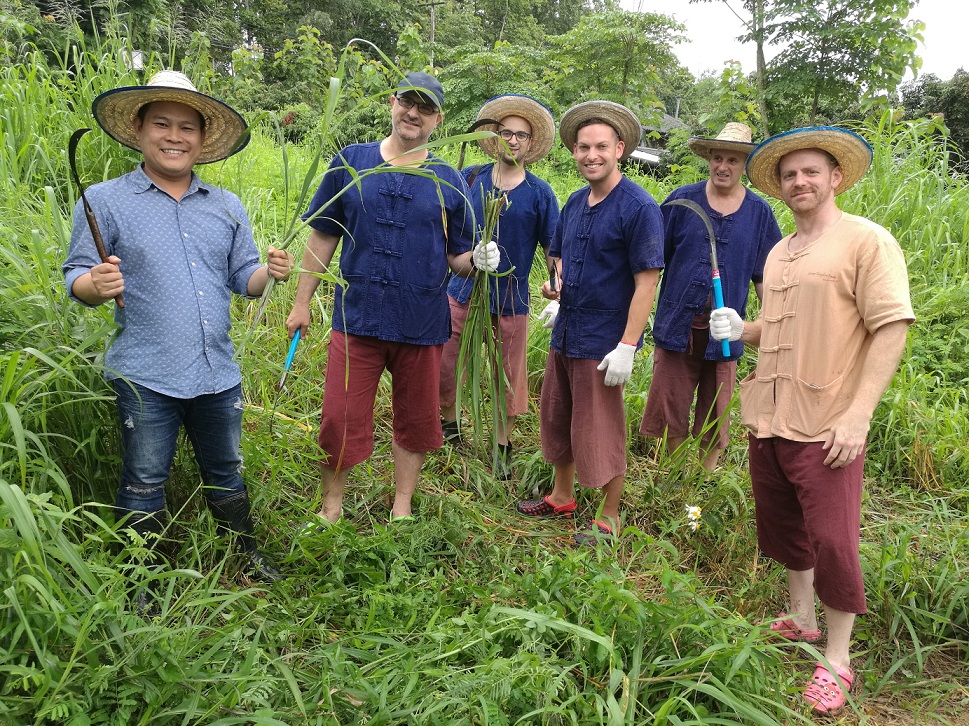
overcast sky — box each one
[623,0,961,82]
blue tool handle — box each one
[711,274,731,357]
[284,329,301,370]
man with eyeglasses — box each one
[439,95,559,479]
[286,72,500,527]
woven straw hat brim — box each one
[559,101,642,161]
[475,95,555,166]
[745,126,873,199]
[92,86,249,164]
[688,137,757,159]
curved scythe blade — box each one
[69,128,124,308]
[663,197,731,356]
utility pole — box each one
[418,0,446,67]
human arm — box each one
[596,268,660,386]
[246,246,295,296]
[754,281,764,302]
[70,256,125,306]
[285,230,340,338]
[822,319,909,469]
[448,242,500,278]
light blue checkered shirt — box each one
[64,165,263,398]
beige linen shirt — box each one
[740,213,915,441]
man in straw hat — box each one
[710,126,914,714]
[439,94,560,479]
[286,72,497,527]
[63,70,293,594]
[640,122,781,471]
[515,100,663,544]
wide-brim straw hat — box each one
[475,95,555,166]
[559,101,642,161]
[746,126,873,199]
[92,70,249,164]
[688,122,756,158]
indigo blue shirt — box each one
[652,181,782,360]
[447,164,559,316]
[304,142,474,345]
[63,165,264,398]
[550,176,664,360]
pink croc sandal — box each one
[803,661,854,715]
[768,612,822,643]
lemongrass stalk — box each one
[454,187,514,470]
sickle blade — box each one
[662,197,731,356]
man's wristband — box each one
[620,340,638,347]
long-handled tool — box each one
[663,198,731,357]
[277,329,301,391]
[69,128,124,308]
[458,118,499,170]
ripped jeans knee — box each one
[111,379,246,513]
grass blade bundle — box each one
[454,188,512,468]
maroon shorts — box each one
[539,349,627,489]
[318,331,444,470]
[640,328,737,449]
[748,434,867,615]
[439,296,530,416]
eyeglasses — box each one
[395,94,439,116]
[498,129,531,142]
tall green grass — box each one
[1,26,967,724]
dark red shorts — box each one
[439,296,530,416]
[748,434,868,615]
[539,349,627,489]
[318,331,444,470]
[640,327,737,449]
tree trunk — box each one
[753,0,770,136]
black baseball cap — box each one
[395,72,444,110]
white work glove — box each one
[472,241,500,273]
[709,307,744,342]
[597,342,637,387]
[537,300,559,329]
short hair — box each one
[575,117,620,142]
[137,102,206,131]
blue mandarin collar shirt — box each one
[652,181,782,360]
[304,142,473,345]
[550,176,664,360]
[63,165,264,398]
[447,164,560,316]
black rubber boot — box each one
[208,491,282,583]
[442,418,461,444]
[496,443,513,481]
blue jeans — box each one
[111,379,247,517]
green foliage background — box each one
[0,14,968,726]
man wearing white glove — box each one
[639,124,782,472]
[516,101,663,544]
[713,127,913,716]
[439,96,559,481]
[287,72,480,526]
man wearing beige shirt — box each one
[711,127,914,716]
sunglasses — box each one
[395,94,439,117]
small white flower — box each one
[684,505,702,532]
